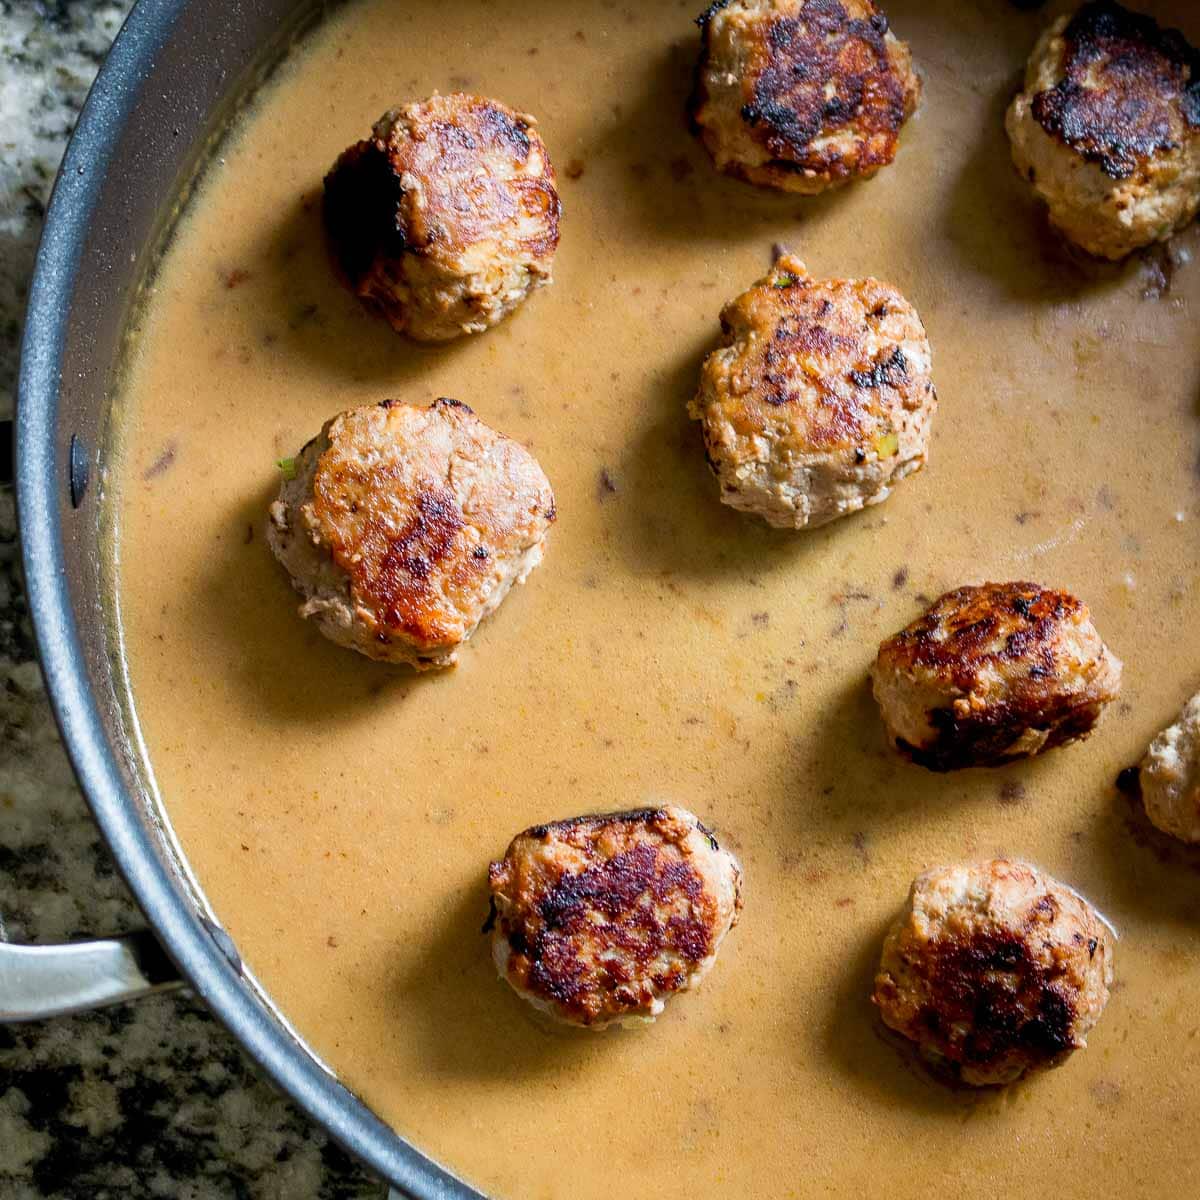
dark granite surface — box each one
[1,3,383,1195]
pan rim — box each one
[14,0,477,1194]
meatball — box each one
[872,859,1115,1086]
[689,255,936,529]
[870,582,1122,771]
[323,93,561,341]
[487,806,743,1028]
[689,0,921,194]
[1006,2,1200,260]
[1137,690,1200,843]
[267,397,555,669]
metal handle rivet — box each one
[68,433,89,508]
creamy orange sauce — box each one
[114,2,1200,1196]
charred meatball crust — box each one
[871,582,1122,772]
[690,0,922,193]
[267,397,555,669]
[487,806,743,1029]
[324,93,561,341]
[1138,690,1200,844]
[690,255,936,529]
[1006,2,1200,260]
[873,860,1115,1086]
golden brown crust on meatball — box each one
[324,93,560,340]
[1032,2,1200,180]
[873,860,1115,1086]
[1007,2,1200,259]
[487,806,743,1028]
[689,255,936,529]
[690,0,921,193]
[870,582,1122,771]
[267,398,555,669]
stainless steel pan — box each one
[11,0,473,1193]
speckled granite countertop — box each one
[0,4,381,1195]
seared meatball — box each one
[872,859,1115,1086]
[487,806,743,1028]
[689,0,921,193]
[1138,690,1200,843]
[267,398,555,669]
[689,255,936,529]
[871,582,1122,771]
[1006,2,1200,260]
[323,93,561,341]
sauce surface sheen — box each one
[115,2,1200,1196]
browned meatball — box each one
[690,255,936,529]
[324,93,561,340]
[873,859,1115,1086]
[1137,690,1200,844]
[689,0,921,193]
[870,582,1122,771]
[267,398,555,669]
[487,806,743,1028]
[1006,2,1200,260]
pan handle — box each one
[0,929,183,1021]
